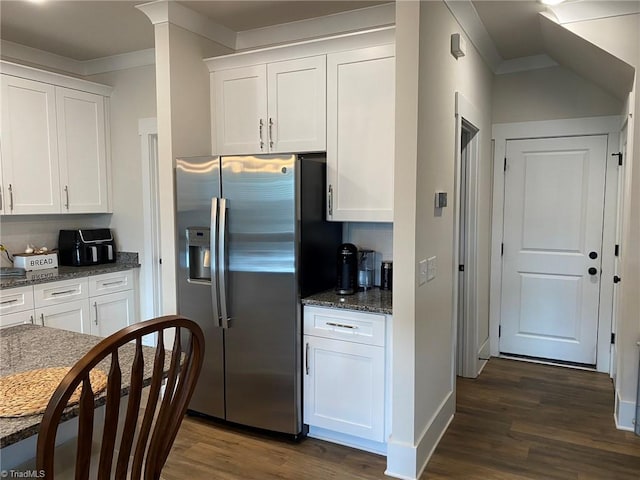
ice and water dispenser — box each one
[186,227,211,281]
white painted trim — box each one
[385,391,455,480]
[82,49,155,76]
[454,92,483,378]
[0,60,112,96]
[490,116,624,374]
[236,3,395,51]
[138,117,162,329]
[443,0,502,72]
[307,426,387,456]
[1,40,155,76]
[495,54,559,75]
[136,0,236,50]
[614,389,636,431]
[549,1,640,24]
[205,27,395,72]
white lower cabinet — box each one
[90,290,134,338]
[36,299,91,334]
[1,269,137,336]
[303,305,390,451]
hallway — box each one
[163,358,640,479]
[425,358,640,479]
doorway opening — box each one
[454,92,487,379]
[139,118,163,338]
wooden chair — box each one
[36,315,204,480]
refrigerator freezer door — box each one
[176,156,225,419]
[221,155,301,435]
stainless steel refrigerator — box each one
[175,153,341,436]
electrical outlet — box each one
[419,259,427,286]
[427,256,437,281]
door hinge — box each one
[459,264,465,272]
[501,243,504,256]
[498,325,502,338]
[614,244,620,257]
[611,333,616,345]
[159,258,162,265]
[614,275,621,284]
[503,157,507,172]
[612,152,623,166]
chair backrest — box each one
[36,315,204,480]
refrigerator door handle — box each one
[218,197,230,328]
[210,198,222,327]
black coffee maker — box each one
[336,243,358,295]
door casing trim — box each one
[490,115,623,373]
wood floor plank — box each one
[162,358,640,479]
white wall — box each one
[86,65,157,256]
[493,66,623,123]
[388,2,494,478]
[153,22,231,316]
[552,14,639,431]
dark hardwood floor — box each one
[162,358,640,479]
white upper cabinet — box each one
[213,65,268,156]
[266,56,326,153]
[1,75,61,214]
[212,56,326,155]
[0,62,111,215]
[56,87,109,213]
[326,45,395,222]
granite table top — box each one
[0,324,163,448]
[0,252,139,290]
[302,287,392,315]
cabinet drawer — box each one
[303,306,385,346]
[0,286,34,314]
[0,310,35,329]
[89,270,133,296]
[34,278,88,307]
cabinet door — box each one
[326,45,395,222]
[56,87,109,213]
[304,334,385,441]
[0,310,35,329]
[36,299,91,334]
[0,75,61,214]
[90,290,134,337]
[212,65,267,155]
[267,56,326,153]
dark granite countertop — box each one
[0,252,139,290]
[0,324,163,448]
[302,287,392,315]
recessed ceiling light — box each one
[540,0,567,5]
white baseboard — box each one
[614,390,636,431]
[385,391,455,480]
[306,426,387,456]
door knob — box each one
[588,267,598,275]
[589,251,598,259]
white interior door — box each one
[500,135,608,365]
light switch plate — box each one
[419,259,427,286]
[427,256,437,281]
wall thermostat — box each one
[435,191,448,208]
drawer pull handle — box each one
[326,322,357,329]
[40,313,45,326]
[305,342,310,375]
[50,289,77,296]
[102,281,124,287]
[29,315,35,324]
[0,299,19,305]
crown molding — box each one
[548,0,640,24]
[235,3,395,51]
[495,54,559,75]
[443,0,503,72]
[0,40,155,77]
[136,0,237,50]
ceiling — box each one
[0,1,637,64]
